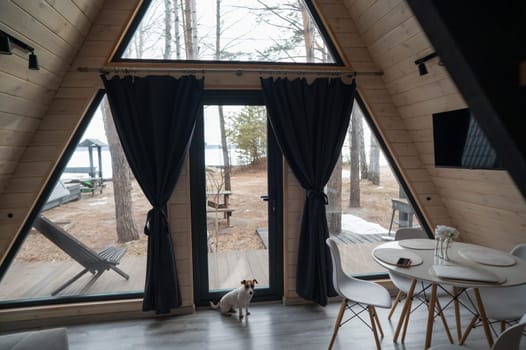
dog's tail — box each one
[209,301,220,310]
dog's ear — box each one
[240,280,246,285]
[253,279,258,284]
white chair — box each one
[388,228,454,343]
[428,313,526,350]
[466,243,526,333]
[326,237,392,350]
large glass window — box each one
[118,0,338,64]
[326,101,423,277]
[0,95,147,304]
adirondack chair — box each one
[33,215,129,296]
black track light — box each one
[414,52,439,76]
[418,62,428,76]
[0,30,39,71]
[28,51,39,70]
[0,32,12,55]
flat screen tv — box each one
[432,108,501,169]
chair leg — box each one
[460,315,478,345]
[401,289,415,343]
[372,306,384,338]
[500,321,506,333]
[388,290,403,320]
[394,279,416,343]
[454,287,462,341]
[51,268,89,296]
[110,265,130,279]
[328,299,347,350]
[436,299,454,344]
[368,306,382,350]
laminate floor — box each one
[65,298,524,350]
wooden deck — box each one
[0,237,386,301]
[0,256,147,300]
[208,250,269,290]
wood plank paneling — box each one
[340,0,526,252]
[0,93,49,117]
[13,0,85,48]
[0,113,40,133]
[0,0,106,268]
[0,53,63,88]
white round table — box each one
[372,239,526,349]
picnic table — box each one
[207,190,234,226]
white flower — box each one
[435,225,459,240]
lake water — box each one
[62,146,243,180]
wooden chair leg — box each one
[372,306,384,338]
[328,299,347,350]
[436,299,454,344]
[454,287,462,341]
[369,306,382,350]
[474,288,494,348]
[500,320,506,333]
[394,279,416,343]
[401,288,416,343]
[425,284,438,349]
[460,315,478,345]
[388,290,403,320]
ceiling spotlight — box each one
[418,62,428,76]
[0,32,12,55]
[28,51,39,70]
[414,52,439,76]
[0,30,39,71]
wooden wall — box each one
[339,0,526,251]
[0,0,106,261]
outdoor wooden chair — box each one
[33,215,129,296]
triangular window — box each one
[114,0,341,64]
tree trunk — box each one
[357,111,368,179]
[182,0,195,59]
[300,4,314,62]
[163,0,173,59]
[214,0,231,191]
[369,135,380,185]
[191,0,198,54]
[101,97,140,242]
[215,0,221,58]
[350,111,360,207]
[174,0,181,58]
[327,154,342,233]
[218,106,231,191]
[134,21,144,58]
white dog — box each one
[209,279,257,318]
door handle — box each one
[261,195,276,212]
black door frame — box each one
[190,90,283,306]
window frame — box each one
[0,91,143,310]
[110,0,344,67]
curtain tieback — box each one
[307,190,328,205]
[144,206,167,236]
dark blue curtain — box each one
[102,75,204,314]
[261,77,356,306]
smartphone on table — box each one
[396,257,412,268]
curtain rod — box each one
[77,66,382,77]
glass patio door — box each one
[190,91,282,306]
